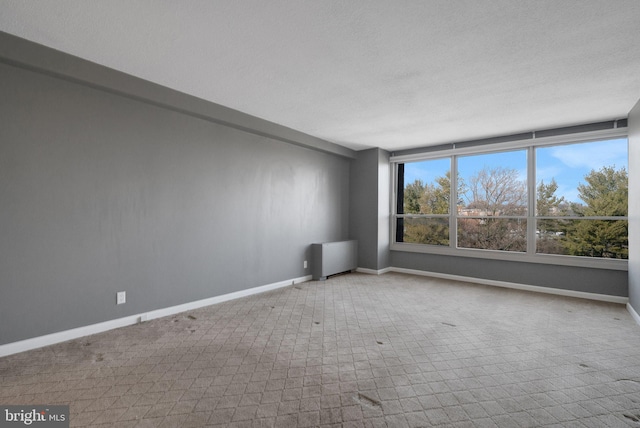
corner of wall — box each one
[349,148,391,271]
[377,149,391,270]
[628,97,640,312]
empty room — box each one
[2,1,640,427]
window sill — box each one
[390,242,628,271]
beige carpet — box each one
[1,272,639,427]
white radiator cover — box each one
[311,240,358,280]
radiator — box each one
[311,240,358,280]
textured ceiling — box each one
[1,0,640,151]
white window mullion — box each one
[390,133,627,268]
[527,146,537,255]
[450,156,457,249]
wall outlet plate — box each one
[304,260,308,269]
[116,291,126,305]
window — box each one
[392,131,628,268]
[457,150,527,252]
[396,158,451,246]
[535,139,628,259]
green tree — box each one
[536,179,567,255]
[403,172,464,246]
[403,217,449,246]
[419,171,461,214]
[574,166,628,217]
[537,179,566,217]
[564,166,628,258]
[403,179,424,214]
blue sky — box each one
[537,138,627,203]
[404,138,628,204]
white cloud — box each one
[548,140,627,171]
[536,165,563,183]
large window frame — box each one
[390,128,628,271]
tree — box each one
[403,177,448,245]
[574,166,628,217]
[403,217,449,245]
[458,166,526,251]
[403,179,424,214]
[537,179,566,217]
[400,163,628,258]
[402,173,463,245]
[564,166,628,258]
[463,167,526,215]
[419,171,464,214]
[536,179,567,255]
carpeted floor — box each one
[1,272,640,427]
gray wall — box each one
[389,123,633,299]
[629,98,640,310]
[352,142,628,296]
[390,252,628,297]
[349,148,390,270]
[0,38,351,345]
[377,150,391,269]
[1,30,633,347]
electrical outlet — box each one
[116,291,126,305]
[304,260,308,269]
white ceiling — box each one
[1,0,640,152]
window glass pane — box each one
[401,158,451,214]
[399,217,449,245]
[395,136,629,264]
[457,150,527,217]
[457,218,527,252]
[536,139,628,217]
[536,219,628,259]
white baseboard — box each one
[387,267,629,304]
[139,275,311,323]
[628,303,640,326]
[0,275,311,358]
[0,268,629,358]
[356,267,392,275]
